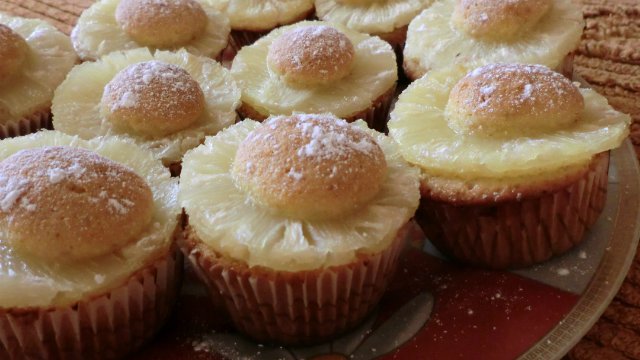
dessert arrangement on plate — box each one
[0,0,637,359]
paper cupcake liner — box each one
[377,26,408,55]
[238,84,396,132]
[226,10,316,54]
[227,30,268,54]
[415,153,610,269]
[345,84,396,132]
[557,52,575,79]
[179,222,409,345]
[0,247,183,359]
[376,26,408,82]
[168,162,182,177]
[0,108,52,140]
[404,51,577,82]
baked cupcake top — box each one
[52,48,240,166]
[0,13,76,125]
[388,64,629,192]
[315,0,433,35]
[71,0,230,61]
[231,21,397,119]
[403,0,583,79]
[0,131,178,308]
[209,0,314,31]
[180,114,420,272]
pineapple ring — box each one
[115,0,208,48]
[209,0,314,31]
[403,0,583,79]
[445,64,584,137]
[267,25,355,86]
[388,67,630,179]
[231,21,397,119]
[0,13,76,125]
[71,0,229,61]
[101,61,205,138]
[0,24,28,82]
[0,131,178,308]
[315,0,433,35]
[1,147,154,262]
[52,48,240,165]
[452,0,552,41]
[180,119,420,272]
[231,114,387,220]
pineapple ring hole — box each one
[0,24,29,83]
[115,0,208,48]
[231,114,387,220]
[0,147,154,263]
[452,0,552,41]
[444,64,584,137]
[267,25,355,86]
[101,61,205,138]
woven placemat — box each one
[568,1,640,359]
[576,0,640,159]
[1,0,639,358]
[0,0,91,35]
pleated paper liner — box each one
[404,52,576,82]
[376,25,409,81]
[558,52,576,79]
[348,84,397,133]
[0,246,183,360]
[237,84,397,133]
[179,222,409,345]
[377,25,408,55]
[225,9,317,54]
[416,152,610,269]
[0,108,52,140]
[226,30,267,55]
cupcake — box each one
[209,0,315,51]
[388,64,630,269]
[178,113,420,344]
[0,13,76,139]
[403,0,584,81]
[231,21,397,131]
[52,48,240,174]
[315,0,433,51]
[0,131,181,358]
[71,0,230,61]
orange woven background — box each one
[1,0,639,358]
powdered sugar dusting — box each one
[117,91,138,109]
[236,114,386,201]
[462,64,576,115]
[281,26,350,70]
[0,147,142,218]
[0,178,28,212]
[116,0,203,23]
[521,84,533,99]
[268,25,355,83]
[103,60,202,117]
[107,198,130,215]
[286,114,377,160]
[457,0,543,31]
[287,167,303,181]
[480,85,495,96]
[47,168,66,184]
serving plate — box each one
[132,140,640,360]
